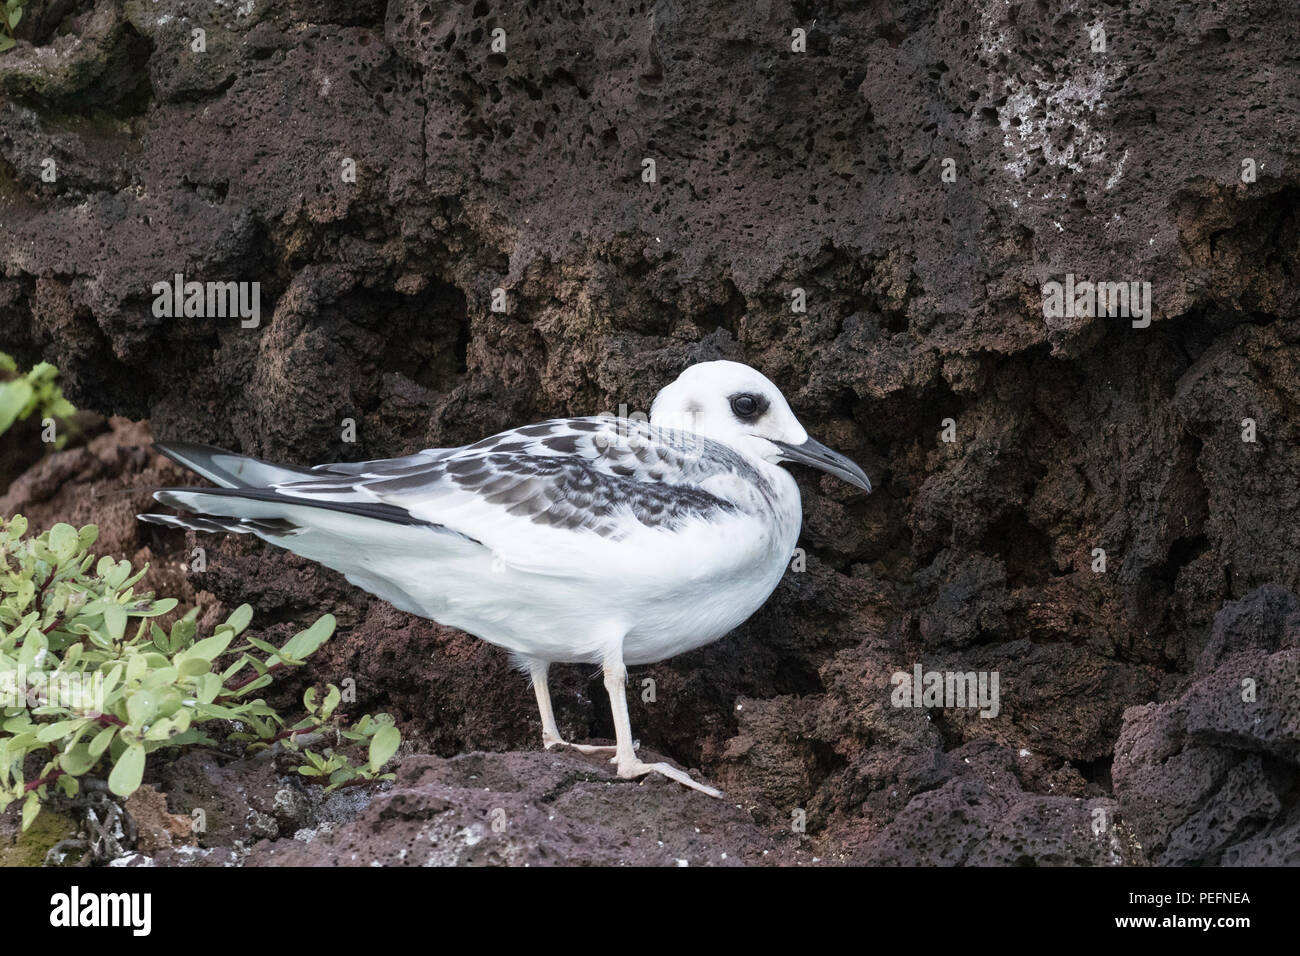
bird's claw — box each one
[616,758,723,799]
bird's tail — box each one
[137,442,318,537]
[140,442,451,535]
[138,442,470,618]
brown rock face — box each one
[1113,586,1300,866]
[1,0,1298,865]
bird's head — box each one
[649,360,872,492]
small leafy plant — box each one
[0,515,401,831]
[0,351,75,445]
[0,1,24,54]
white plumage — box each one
[141,360,872,796]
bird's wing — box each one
[271,417,769,542]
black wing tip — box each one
[148,485,460,534]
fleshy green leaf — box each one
[131,597,177,618]
[224,604,253,635]
[322,684,341,719]
[22,793,40,831]
[0,380,33,433]
[103,603,127,642]
[368,725,400,772]
[48,524,77,560]
[35,719,85,743]
[58,744,96,777]
[107,744,146,797]
[176,656,210,678]
[87,724,116,759]
[184,631,235,663]
[125,690,157,728]
[275,615,336,664]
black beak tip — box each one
[775,438,873,494]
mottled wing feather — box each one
[275,417,770,540]
[310,449,461,477]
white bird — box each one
[139,360,872,797]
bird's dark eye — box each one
[729,393,766,420]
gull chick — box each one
[140,360,872,797]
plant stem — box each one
[219,659,285,697]
[25,769,64,792]
[266,722,320,742]
[34,568,54,612]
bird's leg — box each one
[528,660,617,754]
[602,650,722,798]
[529,661,565,749]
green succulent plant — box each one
[0,351,76,445]
[0,515,400,831]
[0,2,25,55]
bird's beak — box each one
[772,437,872,493]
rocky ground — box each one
[1,0,1298,865]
